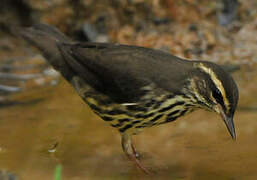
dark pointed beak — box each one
[223,115,236,140]
[215,105,236,140]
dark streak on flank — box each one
[179,109,188,116]
[131,120,141,125]
[153,100,163,109]
[145,99,156,107]
[185,104,193,107]
[112,119,131,128]
[142,122,151,126]
[84,91,113,106]
[158,101,184,113]
[88,103,102,112]
[96,97,113,106]
[119,124,133,132]
[187,92,199,103]
[108,109,127,115]
[111,123,121,128]
[165,94,176,100]
[167,110,180,117]
[150,114,163,122]
[101,116,113,121]
[152,94,175,109]
[135,112,155,119]
[164,115,179,123]
[126,105,147,112]
[165,117,175,123]
[118,118,130,123]
[135,125,144,128]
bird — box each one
[19,23,239,174]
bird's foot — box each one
[121,134,153,175]
[129,152,152,175]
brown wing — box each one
[57,42,191,103]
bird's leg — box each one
[121,134,151,174]
[131,141,140,159]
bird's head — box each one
[189,61,239,139]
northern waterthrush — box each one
[20,24,239,174]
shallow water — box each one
[0,66,256,180]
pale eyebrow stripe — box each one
[197,63,230,111]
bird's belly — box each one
[84,92,195,135]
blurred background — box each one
[0,0,256,179]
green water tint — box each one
[54,164,62,180]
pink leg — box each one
[121,134,152,174]
[131,142,140,159]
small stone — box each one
[43,68,60,78]
[82,22,98,42]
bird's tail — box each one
[19,24,73,74]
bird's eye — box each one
[212,89,223,105]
